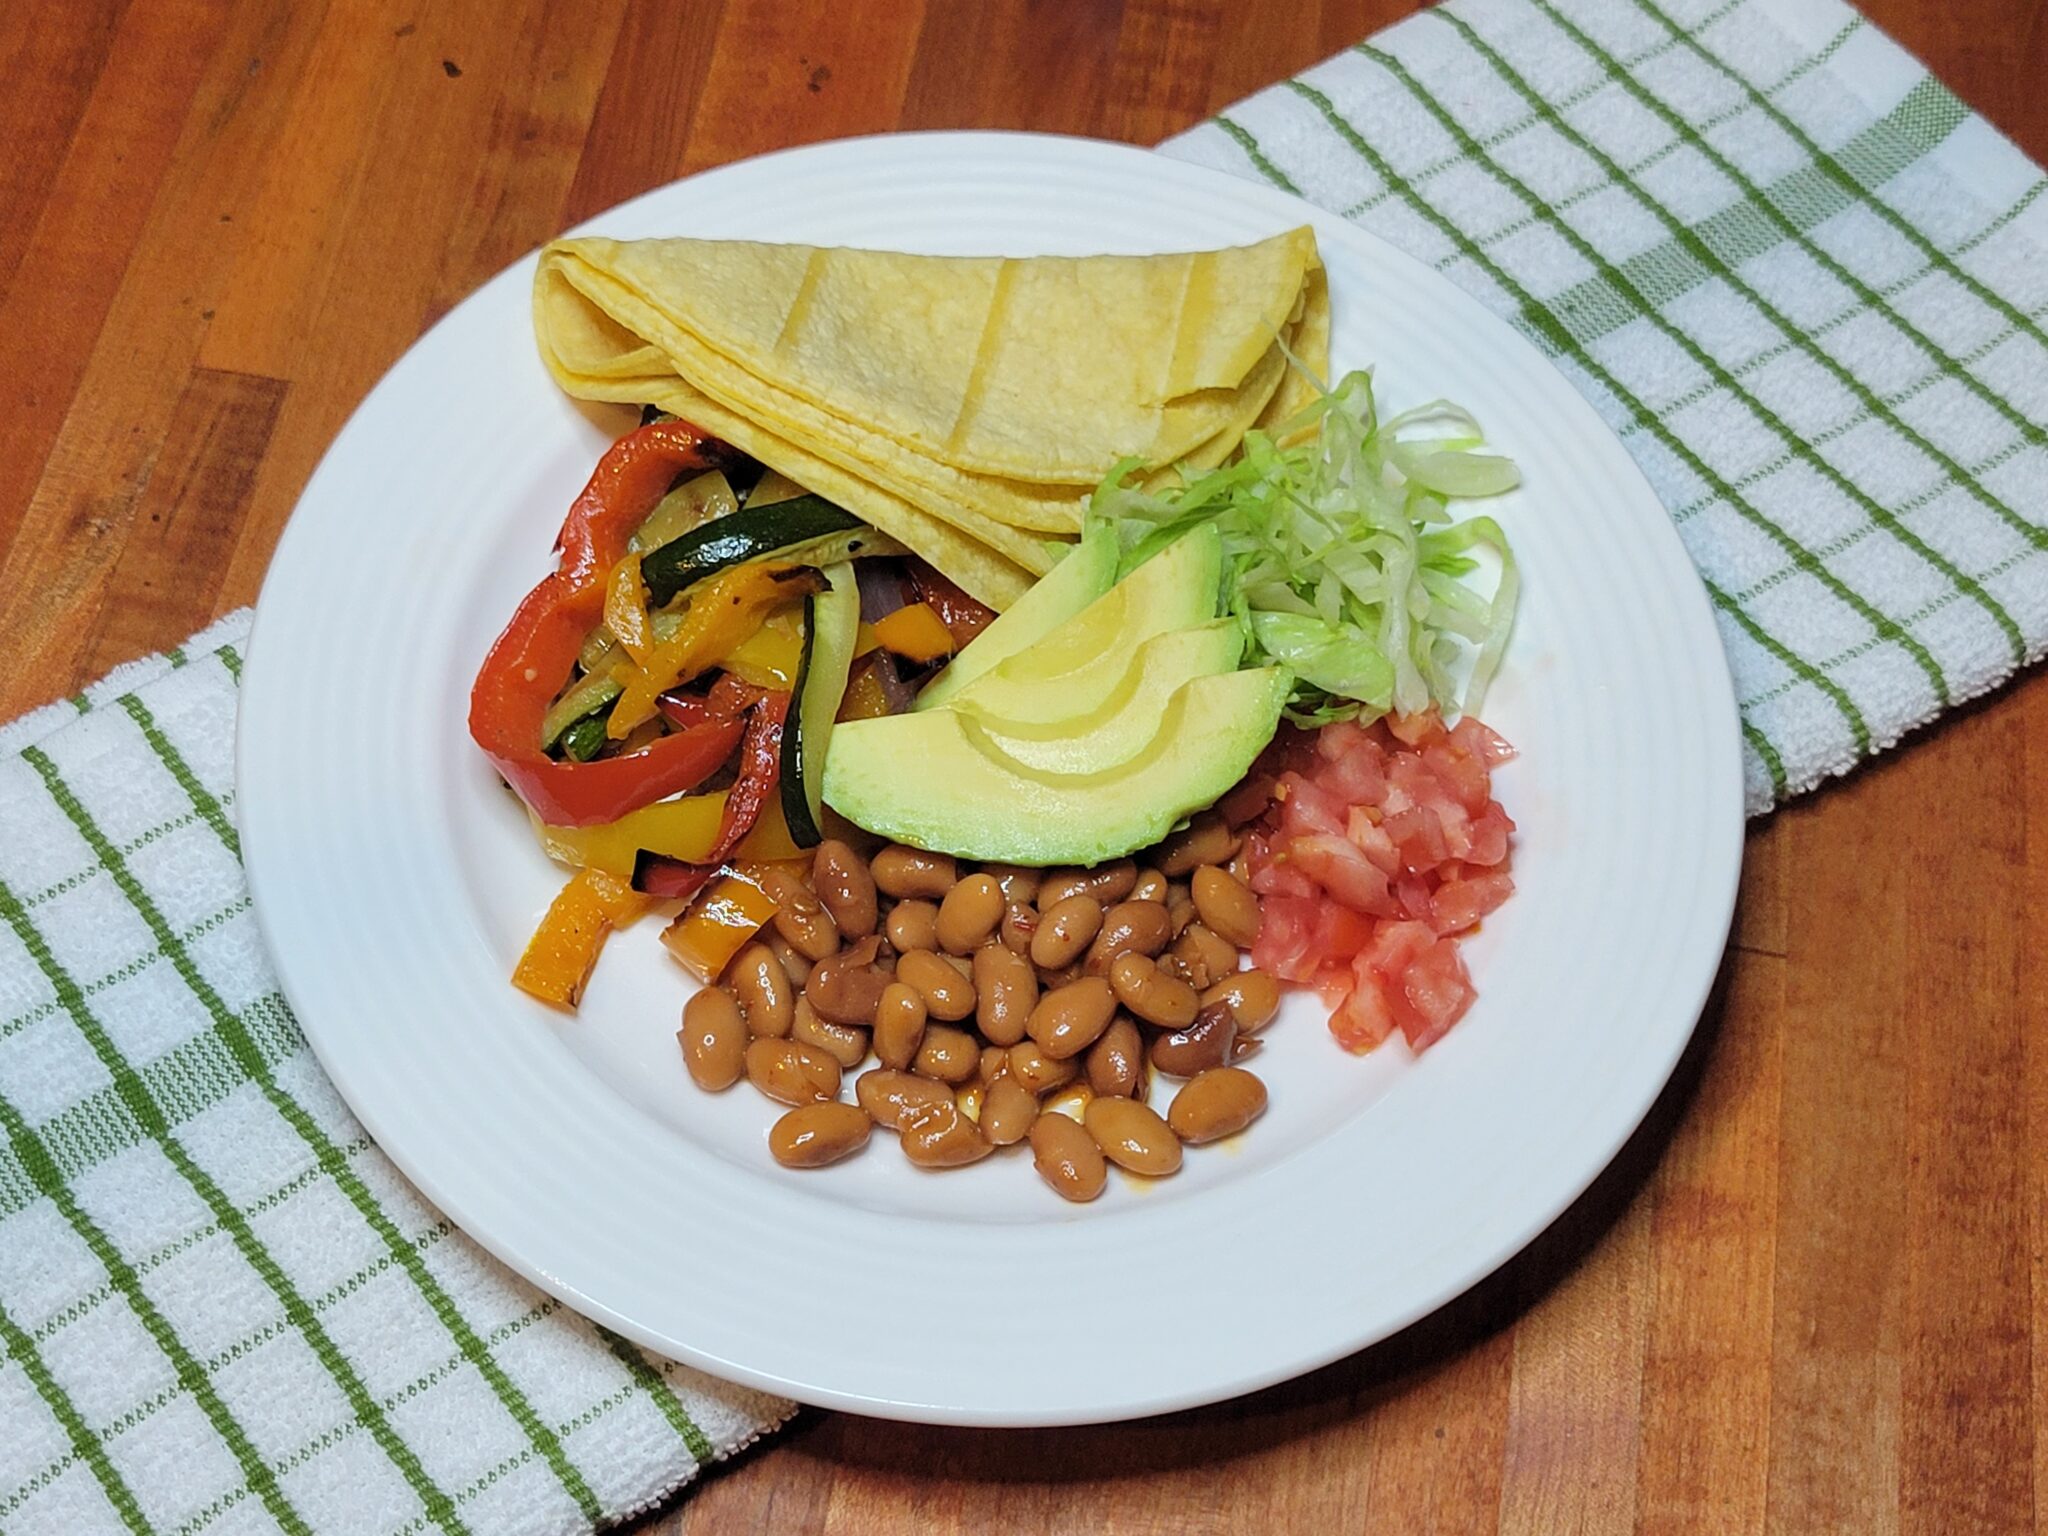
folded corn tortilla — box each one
[534,229,1327,607]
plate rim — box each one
[238,128,1746,1425]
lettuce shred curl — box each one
[1088,368,1521,727]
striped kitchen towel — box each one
[1165,0,2048,813]
[0,613,791,1536]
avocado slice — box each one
[914,520,1119,710]
[949,524,1224,723]
[822,667,1289,864]
[957,620,1244,774]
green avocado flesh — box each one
[948,524,1224,722]
[961,621,1243,773]
[914,520,1118,710]
[822,668,1289,865]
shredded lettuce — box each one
[1088,368,1520,726]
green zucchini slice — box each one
[780,562,862,847]
[641,494,880,607]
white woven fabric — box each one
[0,613,790,1536]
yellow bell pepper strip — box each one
[659,865,780,982]
[533,791,731,880]
[718,606,806,689]
[511,868,652,1010]
[733,793,804,860]
[868,601,957,663]
[607,563,821,738]
[604,553,654,666]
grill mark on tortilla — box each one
[946,256,1017,456]
[773,246,830,356]
[1162,252,1212,400]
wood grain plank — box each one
[1766,785,1912,1534]
[82,368,286,679]
[1635,953,1779,1536]
[680,0,926,175]
[899,0,1128,133]
[0,0,228,574]
[1896,703,2034,1534]
[677,1420,838,1536]
[1345,1322,1514,1530]
[213,0,627,611]
[1734,798,1788,959]
[1096,0,1223,143]
[0,1,128,299]
[0,0,321,717]
[2028,673,2048,1536]
[420,0,634,320]
[1496,1201,1651,1534]
[560,0,726,227]
[196,0,419,379]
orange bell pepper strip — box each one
[469,420,748,826]
[511,867,653,1010]
[867,601,957,663]
[659,865,781,982]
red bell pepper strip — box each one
[708,689,788,859]
[469,421,749,826]
[635,858,718,903]
[907,559,998,647]
[636,686,790,895]
[656,674,761,732]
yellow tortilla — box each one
[533,229,1327,605]
[636,380,1044,609]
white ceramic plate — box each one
[239,132,1743,1426]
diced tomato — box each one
[1423,738,1493,815]
[1313,719,1388,802]
[1276,771,1349,839]
[1383,805,1449,873]
[1289,834,1398,916]
[1364,918,1439,981]
[1244,710,1516,1057]
[1450,715,1516,767]
[1393,874,1434,922]
[1344,806,1401,875]
[1311,966,1354,1009]
[1393,937,1476,1051]
[1309,900,1377,959]
[1250,892,1321,983]
[1384,709,1443,747]
[1248,855,1317,900]
[1329,972,1396,1051]
[1464,802,1515,867]
[1430,871,1516,935]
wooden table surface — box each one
[4,1,2043,1531]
